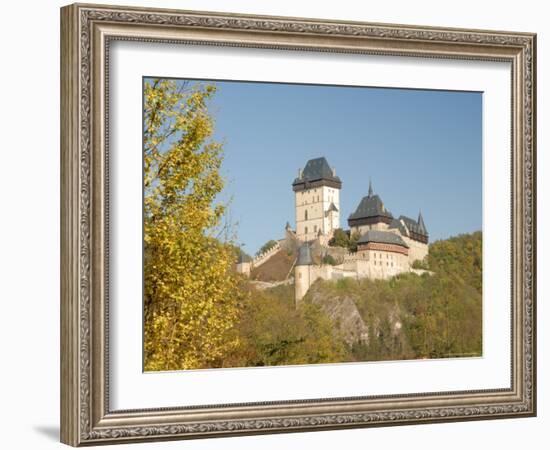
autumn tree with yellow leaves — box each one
[143,79,245,371]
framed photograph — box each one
[60,3,536,446]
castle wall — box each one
[295,265,311,303]
[295,246,415,302]
[343,251,409,280]
[236,262,251,276]
[295,187,324,241]
[350,222,389,237]
[402,236,428,263]
[295,185,340,241]
[322,186,340,233]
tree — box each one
[348,231,361,252]
[221,284,349,368]
[328,228,349,248]
[143,79,246,371]
[322,254,337,265]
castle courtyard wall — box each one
[403,236,428,263]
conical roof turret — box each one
[296,243,313,266]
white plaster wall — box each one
[294,265,311,301]
[403,236,429,263]
[295,187,325,240]
[350,222,390,236]
[236,262,251,276]
[322,186,340,232]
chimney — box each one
[298,168,303,178]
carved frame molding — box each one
[61,3,536,446]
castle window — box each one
[305,226,308,235]
[314,225,317,233]
[305,210,308,220]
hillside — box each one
[425,231,482,293]
[217,231,482,368]
[306,231,483,361]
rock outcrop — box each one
[306,282,369,345]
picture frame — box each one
[60,2,536,446]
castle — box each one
[237,156,429,304]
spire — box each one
[417,210,427,234]
[368,178,373,197]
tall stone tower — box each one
[292,157,342,242]
[295,243,313,304]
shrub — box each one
[322,254,338,265]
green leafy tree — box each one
[328,228,349,248]
[348,231,361,252]
[322,254,337,265]
[143,79,246,371]
[221,284,349,367]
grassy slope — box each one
[250,248,296,282]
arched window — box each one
[305,210,308,220]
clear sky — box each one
[156,78,482,256]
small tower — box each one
[235,249,253,277]
[348,179,393,235]
[292,157,342,242]
[294,243,313,304]
[417,210,428,237]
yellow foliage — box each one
[143,79,246,371]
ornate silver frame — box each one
[60,3,536,446]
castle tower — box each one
[235,249,252,277]
[347,179,393,235]
[292,157,342,242]
[295,243,313,304]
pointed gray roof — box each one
[417,211,428,235]
[399,215,428,237]
[388,218,409,236]
[348,182,393,222]
[326,202,339,213]
[357,230,409,248]
[296,243,313,266]
[348,194,393,221]
[292,157,342,191]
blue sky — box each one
[149,78,482,256]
